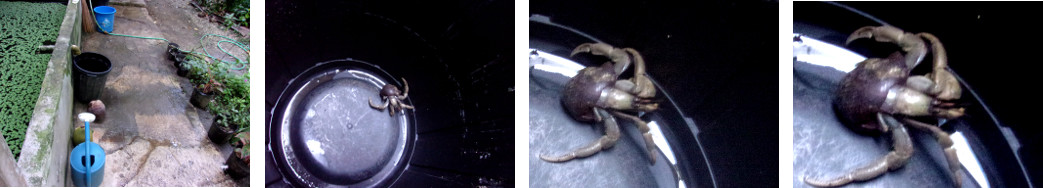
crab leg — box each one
[917,33,962,102]
[571,43,633,73]
[389,99,399,116]
[400,103,415,110]
[370,98,389,110]
[398,78,410,100]
[805,113,914,187]
[901,118,963,187]
[610,111,657,164]
[847,26,927,68]
[571,43,656,99]
[623,48,656,98]
[613,80,659,112]
[540,108,621,162]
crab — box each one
[369,77,414,116]
[539,43,660,164]
[803,26,965,187]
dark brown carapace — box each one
[562,63,618,122]
[834,52,908,133]
[380,84,401,97]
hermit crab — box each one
[804,26,965,187]
[369,77,414,116]
[539,43,660,164]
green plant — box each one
[210,99,246,130]
[225,0,249,27]
[228,126,248,164]
[197,77,225,94]
[198,0,249,28]
[188,57,229,95]
[210,73,248,129]
[181,37,249,147]
[233,138,249,163]
[236,142,249,163]
[184,53,208,80]
[229,127,248,146]
[196,58,248,136]
[0,1,66,158]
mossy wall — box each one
[0,1,66,158]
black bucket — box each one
[90,0,108,7]
[73,52,112,103]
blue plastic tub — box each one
[93,6,116,33]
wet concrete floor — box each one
[73,0,248,186]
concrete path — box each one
[74,0,248,186]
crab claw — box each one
[917,32,964,119]
[623,48,656,99]
[573,43,656,99]
[931,104,965,119]
[571,43,632,74]
[886,77,964,120]
[917,32,961,101]
[847,26,927,68]
[928,70,961,101]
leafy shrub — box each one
[186,57,248,148]
[197,0,249,28]
[210,66,248,131]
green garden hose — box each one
[87,1,249,70]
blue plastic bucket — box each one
[93,6,116,33]
[70,142,105,187]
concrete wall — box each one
[0,134,27,186]
[15,0,81,186]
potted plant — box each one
[207,113,236,144]
[190,77,222,110]
[189,62,225,110]
[207,71,249,144]
[224,129,249,179]
[176,57,197,77]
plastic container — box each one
[270,60,413,187]
[69,142,105,187]
[266,2,513,186]
[208,116,235,145]
[93,6,115,33]
[73,53,112,103]
[91,0,110,7]
[224,152,249,179]
[191,89,215,110]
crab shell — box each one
[562,63,629,122]
[380,84,401,97]
[830,52,913,133]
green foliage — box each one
[198,0,249,28]
[185,54,249,153]
[229,127,248,163]
[187,55,226,94]
[0,2,66,158]
[183,55,207,82]
[210,69,248,130]
[235,142,249,163]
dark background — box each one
[265,0,513,187]
[797,1,1043,187]
[532,0,779,187]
